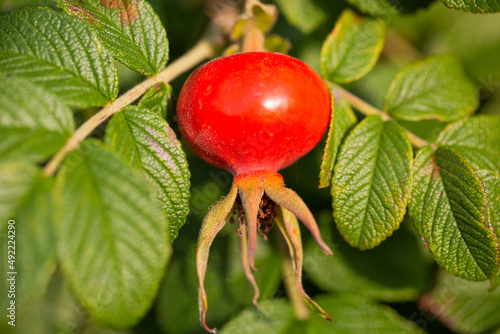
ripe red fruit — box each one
[177,52,331,175]
[176,52,333,333]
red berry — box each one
[176,52,331,175]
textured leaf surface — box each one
[437,116,500,171]
[56,0,169,76]
[441,0,500,13]
[384,54,478,121]
[429,272,500,333]
[306,294,424,333]
[105,106,190,240]
[138,82,172,119]
[479,170,500,290]
[0,73,74,163]
[319,95,357,188]
[409,146,499,281]
[0,7,118,107]
[274,0,327,34]
[304,213,432,302]
[219,299,294,334]
[332,116,413,250]
[321,9,385,84]
[0,173,57,312]
[56,140,170,328]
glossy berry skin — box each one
[176,52,331,176]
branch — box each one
[328,82,430,148]
[42,39,215,177]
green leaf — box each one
[105,106,190,240]
[429,272,500,333]
[479,170,500,290]
[56,0,169,76]
[304,212,433,302]
[384,54,478,121]
[274,0,328,34]
[0,7,118,107]
[437,115,500,171]
[0,72,74,163]
[0,162,38,225]
[138,82,172,119]
[345,0,434,16]
[409,146,499,281]
[319,95,357,188]
[345,0,398,16]
[441,0,500,13]
[0,172,57,313]
[306,294,424,333]
[219,299,294,334]
[321,9,386,84]
[332,115,413,250]
[56,139,171,328]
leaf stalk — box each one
[328,82,430,148]
[43,39,215,177]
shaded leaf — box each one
[56,0,169,76]
[0,7,118,107]
[219,299,294,334]
[0,162,38,226]
[437,115,500,171]
[409,146,499,281]
[0,173,57,313]
[105,106,190,240]
[0,73,74,163]
[319,95,357,188]
[138,82,172,119]
[384,54,478,121]
[428,272,500,334]
[56,139,171,328]
[441,0,500,13]
[275,0,328,34]
[306,294,424,333]
[321,9,386,84]
[345,0,434,16]
[332,115,413,250]
[304,212,433,302]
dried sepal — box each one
[275,207,332,321]
[196,184,239,333]
[237,175,264,271]
[238,221,260,307]
[264,180,333,255]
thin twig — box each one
[42,39,215,177]
[329,82,430,148]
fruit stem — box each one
[328,82,430,148]
[383,28,422,67]
[42,36,216,177]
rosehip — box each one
[177,52,330,175]
[176,52,333,333]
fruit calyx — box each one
[196,170,333,333]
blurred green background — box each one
[1,0,500,333]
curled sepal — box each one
[275,207,332,321]
[264,176,333,256]
[237,174,265,271]
[238,222,260,307]
[197,184,238,333]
